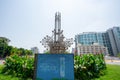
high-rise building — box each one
[75,32,110,55]
[75,32,104,45]
[75,27,120,56]
[106,27,120,56]
[102,32,113,55]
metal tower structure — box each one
[40,12,73,53]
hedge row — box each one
[74,53,106,80]
[2,54,34,79]
[2,53,106,80]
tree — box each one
[0,37,10,45]
[18,48,25,55]
[0,37,33,58]
[3,46,13,57]
[25,49,33,55]
[0,37,10,58]
[10,47,18,55]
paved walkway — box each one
[105,60,120,65]
[105,56,120,65]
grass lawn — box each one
[0,64,120,80]
[0,74,19,80]
[0,65,32,80]
[0,65,19,80]
[95,64,120,80]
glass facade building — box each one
[75,27,120,56]
[75,32,112,55]
[107,27,120,56]
[76,32,104,45]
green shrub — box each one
[2,53,106,80]
[2,54,34,79]
[74,53,106,80]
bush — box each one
[2,54,34,79]
[74,53,106,80]
[2,53,106,80]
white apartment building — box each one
[77,43,108,55]
[31,47,39,54]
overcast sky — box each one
[0,0,120,52]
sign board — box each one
[34,54,74,80]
